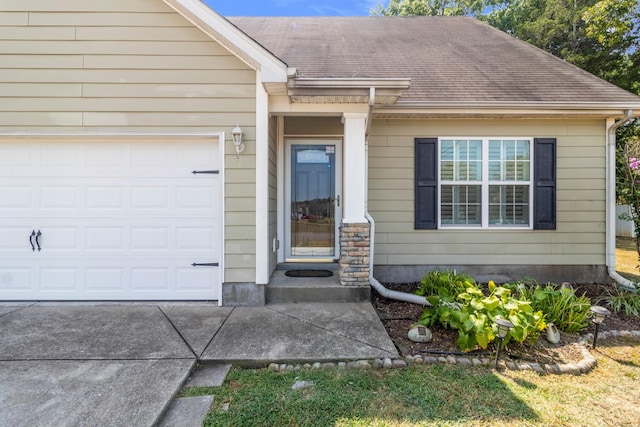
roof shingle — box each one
[229,16,640,105]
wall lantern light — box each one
[494,318,514,369]
[590,305,610,349]
[231,125,245,159]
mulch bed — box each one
[372,282,640,365]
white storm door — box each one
[285,139,342,261]
[0,137,222,301]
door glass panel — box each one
[290,144,335,257]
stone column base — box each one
[339,222,371,286]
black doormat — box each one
[285,270,333,278]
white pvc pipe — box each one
[362,106,430,306]
[366,211,430,306]
[607,109,637,291]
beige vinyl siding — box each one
[268,116,279,273]
[284,116,343,135]
[368,118,606,267]
[0,0,258,283]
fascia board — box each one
[376,103,640,118]
[163,0,287,83]
[289,78,412,90]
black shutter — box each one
[415,138,438,229]
[533,138,556,230]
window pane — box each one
[441,139,483,182]
[489,185,529,225]
[489,160,501,180]
[441,140,454,160]
[517,140,530,160]
[441,185,453,224]
[469,140,482,160]
[488,139,530,183]
[441,161,454,180]
[441,185,481,225]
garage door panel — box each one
[39,227,80,252]
[40,185,79,210]
[40,267,80,291]
[176,267,217,291]
[85,268,126,291]
[85,227,125,251]
[41,143,81,168]
[131,268,169,291]
[176,226,219,251]
[0,227,37,253]
[0,137,222,301]
[131,186,170,209]
[0,268,31,291]
[131,227,170,251]
[86,186,126,210]
[0,186,33,209]
[0,142,31,169]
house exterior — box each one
[1,0,640,305]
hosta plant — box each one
[415,271,546,352]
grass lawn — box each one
[187,338,639,426]
[616,237,640,282]
[186,241,640,426]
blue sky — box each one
[203,0,380,16]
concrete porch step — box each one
[267,270,370,304]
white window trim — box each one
[437,137,534,230]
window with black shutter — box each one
[414,137,556,230]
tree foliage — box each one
[370,0,504,17]
[485,0,640,93]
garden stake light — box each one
[590,305,610,349]
[494,318,513,369]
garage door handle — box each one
[29,230,36,251]
[35,230,42,252]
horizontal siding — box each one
[368,118,607,267]
[27,12,190,27]
[0,0,258,284]
[2,0,171,12]
[0,40,230,55]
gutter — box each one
[607,109,637,291]
[389,101,640,110]
[364,88,430,306]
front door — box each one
[285,139,342,261]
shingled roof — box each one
[229,16,640,106]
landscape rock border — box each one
[265,330,640,376]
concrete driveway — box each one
[0,302,396,426]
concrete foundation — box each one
[222,282,266,307]
[372,264,613,285]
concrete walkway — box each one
[0,302,396,427]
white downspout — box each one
[607,109,637,291]
[365,87,430,306]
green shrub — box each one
[416,269,473,298]
[597,287,640,316]
[415,271,546,352]
[507,281,592,333]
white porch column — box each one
[342,112,368,224]
[255,74,269,285]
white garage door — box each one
[0,136,223,301]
